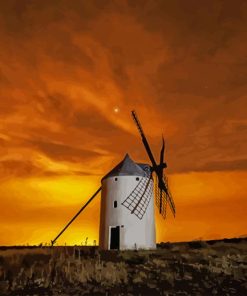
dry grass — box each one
[0,238,246,295]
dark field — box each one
[0,238,246,295]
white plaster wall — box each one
[99,175,156,250]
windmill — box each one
[131,111,176,219]
[51,111,175,250]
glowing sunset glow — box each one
[0,1,246,245]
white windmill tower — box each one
[99,153,156,250]
[51,111,176,249]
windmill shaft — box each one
[51,187,102,245]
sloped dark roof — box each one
[101,153,147,181]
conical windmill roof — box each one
[102,153,146,181]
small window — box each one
[114,201,117,208]
[114,177,118,181]
[136,177,140,181]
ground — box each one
[0,238,246,295]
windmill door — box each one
[110,226,120,250]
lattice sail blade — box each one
[121,171,153,220]
[155,174,160,209]
[162,176,175,217]
[155,175,168,219]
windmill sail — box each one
[121,169,153,220]
[131,110,176,218]
[159,176,175,216]
[155,175,169,218]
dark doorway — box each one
[110,226,120,250]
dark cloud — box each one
[197,158,247,172]
[0,159,47,178]
[34,92,75,124]
[72,108,140,157]
[28,139,102,163]
[0,159,98,179]
[130,0,247,44]
[0,0,246,176]
[0,69,9,86]
[168,158,247,174]
[126,0,247,98]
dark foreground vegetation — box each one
[0,238,246,295]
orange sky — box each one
[0,0,247,245]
